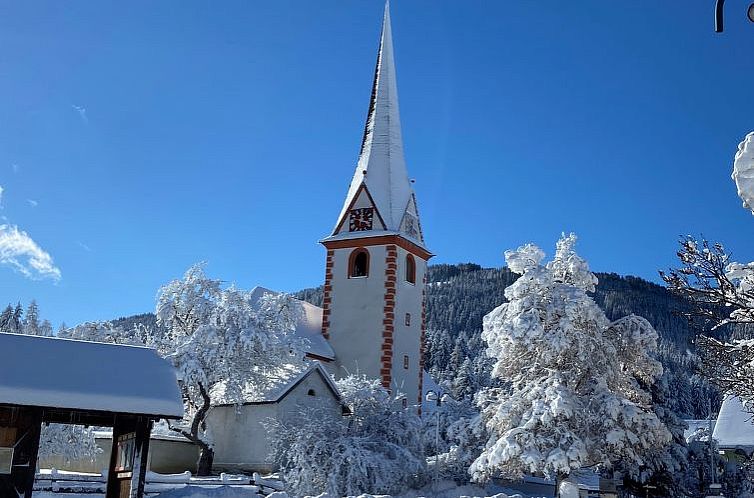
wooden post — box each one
[15,408,42,498]
[0,407,43,498]
[106,415,134,498]
[129,417,152,498]
[106,415,153,498]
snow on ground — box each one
[298,480,517,498]
[33,487,261,498]
[32,482,516,498]
[32,475,518,498]
[151,486,262,497]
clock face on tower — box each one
[349,208,374,231]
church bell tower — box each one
[320,1,432,408]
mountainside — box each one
[296,263,722,419]
[70,263,723,419]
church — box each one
[39,1,441,475]
[207,1,435,472]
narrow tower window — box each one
[349,248,370,278]
[405,313,411,326]
[403,355,409,369]
[405,254,416,283]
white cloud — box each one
[0,185,4,208]
[27,199,38,207]
[77,241,91,252]
[71,104,88,124]
[0,224,61,281]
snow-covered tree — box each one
[59,264,307,475]
[423,396,486,483]
[662,133,754,407]
[618,371,690,496]
[267,374,425,497]
[0,303,23,333]
[153,263,306,474]
[470,234,671,493]
[732,131,754,215]
[38,424,102,464]
[23,300,40,335]
[661,235,754,408]
[60,320,142,345]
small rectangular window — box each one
[403,355,409,369]
[405,313,411,326]
[402,398,408,408]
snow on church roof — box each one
[212,362,341,406]
[249,286,335,360]
[713,395,754,455]
[0,332,183,418]
[330,1,418,238]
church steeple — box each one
[320,2,430,410]
[329,1,424,246]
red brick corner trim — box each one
[418,270,427,410]
[321,249,335,340]
[381,244,398,390]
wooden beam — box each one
[128,417,152,498]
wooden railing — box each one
[33,469,281,495]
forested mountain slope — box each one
[7,264,718,419]
[296,263,722,419]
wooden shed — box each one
[0,333,183,498]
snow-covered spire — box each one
[329,1,422,243]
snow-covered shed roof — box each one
[249,286,335,361]
[0,333,183,418]
[212,362,341,406]
[713,395,754,455]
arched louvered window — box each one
[349,248,370,278]
[405,254,416,284]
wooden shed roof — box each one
[0,333,183,419]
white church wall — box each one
[328,244,388,380]
[277,372,343,425]
[391,246,425,407]
[208,370,342,473]
[208,403,278,473]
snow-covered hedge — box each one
[267,375,425,497]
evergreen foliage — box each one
[296,263,722,418]
[469,235,671,483]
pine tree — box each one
[10,303,23,333]
[23,300,40,335]
[470,234,671,495]
[0,305,13,332]
[39,320,53,337]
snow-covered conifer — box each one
[23,300,40,335]
[618,371,689,496]
[470,234,671,490]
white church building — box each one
[40,2,441,475]
[208,2,434,472]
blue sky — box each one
[1,1,754,328]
